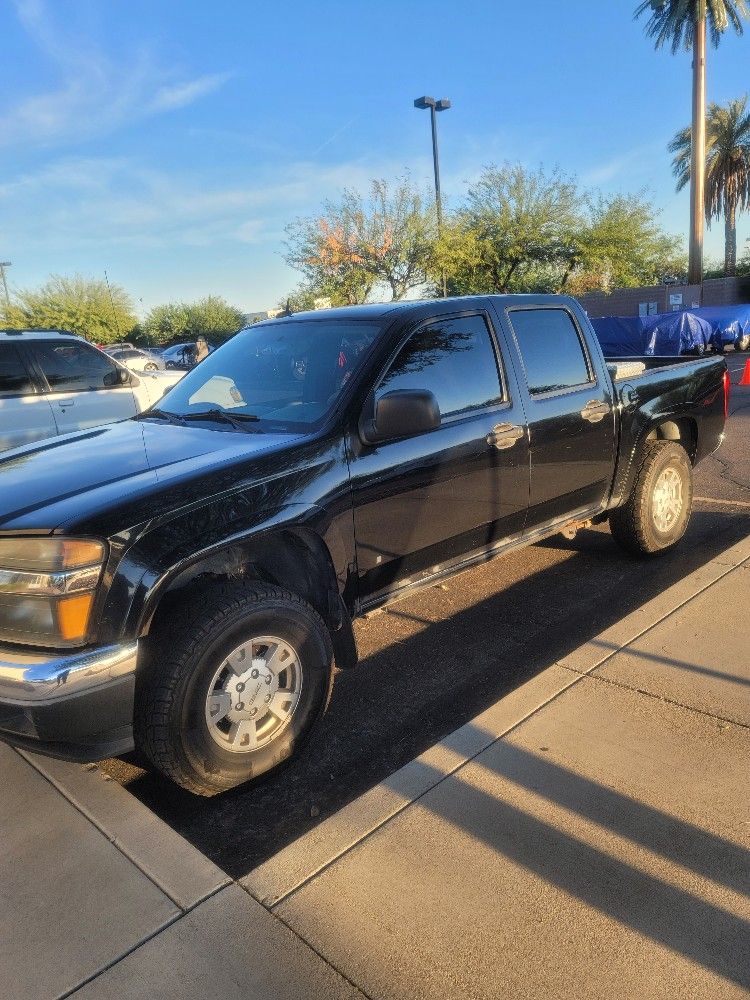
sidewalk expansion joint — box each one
[570,667,750,731]
[55,882,228,1000]
[239,884,373,1000]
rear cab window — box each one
[377,314,503,420]
[508,308,594,396]
[0,343,35,396]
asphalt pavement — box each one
[102,352,750,880]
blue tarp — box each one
[686,304,750,347]
[591,311,713,357]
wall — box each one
[577,276,750,317]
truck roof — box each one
[262,294,577,325]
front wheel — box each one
[736,334,750,352]
[135,582,334,795]
[609,441,693,557]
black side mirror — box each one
[360,389,441,444]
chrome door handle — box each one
[580,400,610,423]
[487,422,524,450]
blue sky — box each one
[1,0,748,315]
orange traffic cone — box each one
[739,359,750,386]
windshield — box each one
[157,319,381,431]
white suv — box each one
[0,330,183,453]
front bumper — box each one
[0,642,138,761]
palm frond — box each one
[635,0,748,51]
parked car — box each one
[0,297,728,794]
[105,346,166,372]
[0,329,184,452]
[162,341,215,370]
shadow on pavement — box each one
[107,509,750,879]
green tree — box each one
[433,164,582,295]
[285,177,436,302]
[144,296,245,343]
[142,302,192,342]
[669,96,750,275]
[0,274,136,343]
[635,0,749,284]
[187,296,245,341]
[567,193,686,291]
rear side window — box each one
[509,308,592,395]
[378,314,502,419]
[33,341,117,393]
[0,343,34,397]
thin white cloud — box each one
[581,142,666,186]
[1,1,230,149]
[149,73,231,113]
[0,154,416,255]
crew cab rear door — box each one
[28,340,138,433]
[499,303,616,528]
[348,308,529,606]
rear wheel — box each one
[609,441,693,557]
[135,582,334,795]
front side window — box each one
[159,320,381,431]
[377,314,502,419]
[33,341,117,393]
[0,344,34,397]
[508,308,593,395]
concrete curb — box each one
[243,535,750,908]
[20,750,230,911]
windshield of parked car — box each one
[156,319,381,431]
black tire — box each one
[736,335,750,352]
[135,582,334,795]
[609,441,693,557]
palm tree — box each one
[670,97,750,274]
[635,1,749,284]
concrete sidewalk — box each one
[246,534,750,999]
[1,534,748,999]
[0,743,362,999]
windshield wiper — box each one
[181,409,263,432]
[134,408,187,426]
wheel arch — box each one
[139,528,358,669]
[642,417,698,463]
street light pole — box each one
[0,262,11,311]
[414,96,450,296]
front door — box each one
[0,342,57,451]
[348,311,529,607]
[30,340,137,434]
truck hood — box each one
[0,418,300,532]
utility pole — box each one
[0,262,11,311]
[414,96,451,297]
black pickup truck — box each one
[0,295,728,793]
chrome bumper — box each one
[0,642,138,706]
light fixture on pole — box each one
[414,96,450,296]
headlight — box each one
[0,538,106,647]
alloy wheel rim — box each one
[651,467,683,533]
[204,635,303,753]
